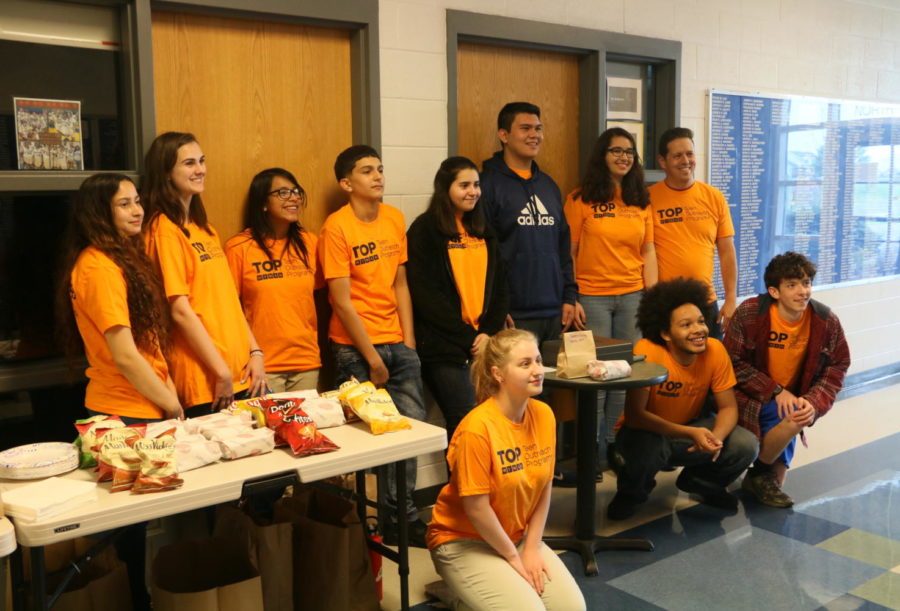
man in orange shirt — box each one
[320,145,427,546]
[724,252,849,508]
[608,278,757,520]
[648,127,738,338]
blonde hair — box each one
[471,329,539,402]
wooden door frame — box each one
[446,10,680,182]
[135,0,380,168]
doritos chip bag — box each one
[348,388,412,435]
[260,397,339,456]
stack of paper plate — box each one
[0,517,15,556]
[0,442,78,480]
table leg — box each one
[545,389,654,575]
[9,547,25,611]
[395,459,409,611]
[29,546,46,611]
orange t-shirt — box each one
[427,397,556,550]
[564,190,654,295]
[70,247,170,419]
[767,304,811,390]
[648,181,734,300]
[511,168,532,180]
[630,337,736,426]
[319,203,407,345]
[225,230,323,373]
[145,215,250,407]
[448,217,488,328]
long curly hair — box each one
[57,174,171,358]
[241,168,311,268]
[575,127,649,209]
[142,132,212,237]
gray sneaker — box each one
[742,472,794,508]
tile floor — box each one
[379,381,900,610]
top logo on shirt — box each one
[352,241,380,266]
[517,195,556,226]
[591,202,616,218]
[656,207,684,224]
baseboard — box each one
[839,362,900,400]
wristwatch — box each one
[772,384,784,398]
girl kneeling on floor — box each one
[426,329,586,610]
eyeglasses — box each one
[607,147,637,158]
[268,187,302,201]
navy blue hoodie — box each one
[480,151,577,319]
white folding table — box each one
[1,419,447,610]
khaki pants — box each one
[265,369,319,393]
[430,538,585,610]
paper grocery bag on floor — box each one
[151,537,263,611]
[274,487,379,611]
[24,537,132,611]
[556,330,596,379]
[213,504,293,611]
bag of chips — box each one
[260,398,339,456]
[336,379,376,423]
[132,435,184,494]
[74,415,124,468]
[348,388,411,435]
[96,426,145,492]
[227,398,268,428]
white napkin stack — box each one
[2,477,97,523]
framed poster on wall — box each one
[607,77,642,121]
[13,97,84,171]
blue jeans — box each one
[422,361,476,446]
[580,291,642,461]
[332,341,425,521]
[615,417,758,501]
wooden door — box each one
[151,10,352,238]
[457,41,581,196]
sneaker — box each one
[553,468,602,487]
[741,472,794,508]
[382,517,429,548]
[676,472,739,510]
[607,493,640,520]
[553,469,578,488]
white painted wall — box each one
[379,0,900,384]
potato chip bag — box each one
[96,426,145,492]
[348,388,411,435]
[337,379,375,423]
[259,397,339,456]
[74,415,124,468]
[132,435,184,494]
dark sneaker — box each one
[676,472,739,510]
[553,469,578,488]
[607,493,640,520]
[553,468,602,487]
[382,517,428,548]
[741,472,794,508]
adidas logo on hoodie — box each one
[516,195,556,226]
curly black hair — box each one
[764,251,816,289]
[637,277,711,345]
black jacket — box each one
[406,209,509,365]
